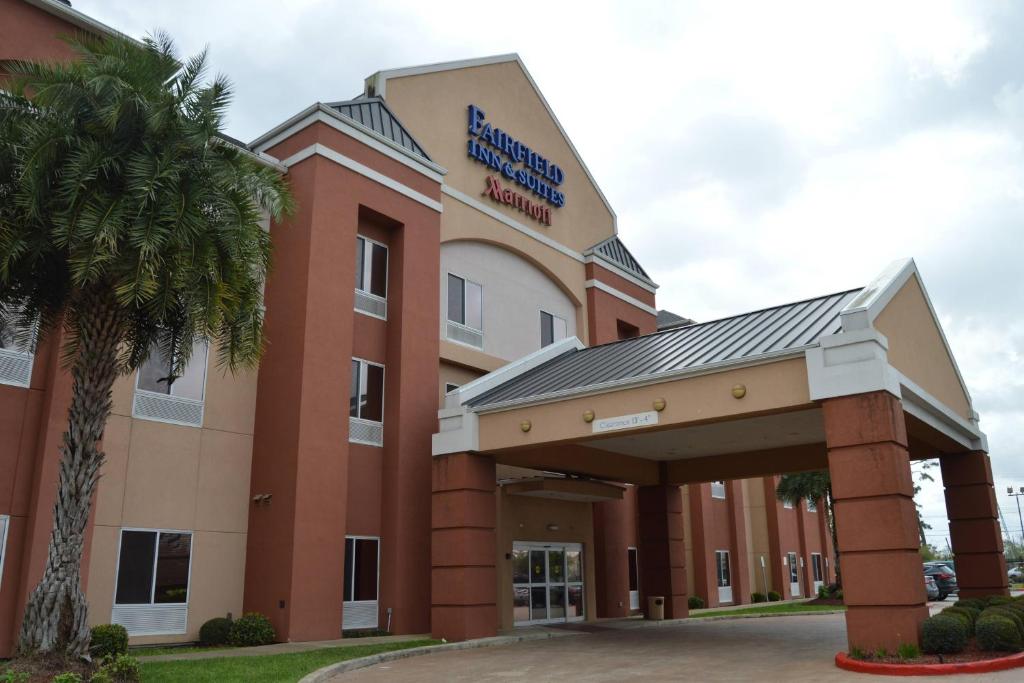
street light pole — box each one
[1007,487,1024,561]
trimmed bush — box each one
[817,585,828,599]
[986,595,1014,607]
[977,615,1024,652]
[954,598,985,611]
[940,608,974,636]
[228,612,276,647]
[982,607,1024,636]
[89,624,129,659]
[96,654,141,683]
[751,592,767,603]
[199,616,233,647]
[767,591,782,602]
[921,615,968,655]
[687,596,705,610]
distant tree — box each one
[0,32,293,658]
[775,471,838,582]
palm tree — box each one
[0,32,293,658]
[775,471,840,584]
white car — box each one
[1009,566,1023,582]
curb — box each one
[690,610,846,623]
[298,630,579,682]
[835,651,1024,676]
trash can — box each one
[647,596,665,621]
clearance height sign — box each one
[466,104,565,226]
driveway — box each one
[333,613,1020,682]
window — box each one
[715,550,731,587]
[114,530,192,606]
[343,536,380,630]
[349,359,385,446]
[539,311,567,348]
[354,236,388,319]
[627,547,639,593]
[0,515,9,591]
[807,498,817,512]
[133,340,209,426]
[0,305,34,387]
[710,481,726,499]
[446,274,483,347]
[811,553,823,583]
[788,552,799,583]
[444,383,459,394]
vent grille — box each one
[133,391,204,427]
[111,604,188,636]
[349,417,383,447]
[446,321,483,349]
[0,349,32,387]
[343,600,378,630]
[354,290,387,319]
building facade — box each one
[1,0,1002,657]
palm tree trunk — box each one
[17,289,122,658]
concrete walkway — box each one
[138,632,431,662]
[330,613,1022,682]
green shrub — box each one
[199,616,233,647]
[90,673,112,683]
[52,674,83,683]
[687,596,705,610]
[897,642,920,660]
[834,589,844,601]
[767,591,781,602]
[986,595,1014,607]
[921,615,968,654]
[982,607,1024,636]
[976,615,1024,652]
[96,654,141,683]
[751,592,767,603]
[228,612,276,647]
[849,646,867,660]
[954,598,985,611]
[89,624,129,660]
[940,608,974,636]
[0,669,28,683]
[874,646,888,659]
[817,585,828,599]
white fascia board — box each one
[840,257,974,410]
[805,327,901,401]
[585,279,657,315]
[366,53,619,232]
[441,185,584,263]
[583,253,659,293]
[447,336,585,409]
[897,371,986,452]
[249,104,447,181]
[24,0,139,44]
[280,144,442,212]
[472,347,807,414]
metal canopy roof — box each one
[467,288,863,410]
[587,236,652,282]
[328,96,432,161]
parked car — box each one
[1009,566,1023,582]
[924,574,940,601]
[923,562,958,600]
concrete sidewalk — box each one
[136,632,432,662]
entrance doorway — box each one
[512,542,584,625]
[811,553,824,593]
[716,550,733,604]
[627,547,640,610]
[342,536,379,631]
[787,551,801,598]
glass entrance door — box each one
[512,542,584,626]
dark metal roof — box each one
[328,96,431,161]
[468,288,863,409]
[657,309,695,330]
[588,236,652,281]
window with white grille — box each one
[446,273,483,348]
[0,308,34,387]
[711,481,726,499]
[355,235,388,319]
[133,341,208,427]
[112,529,192,636]
[343,536,379,631]
[349,358,384,447]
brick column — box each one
[726,480,751,605]
[593,495,633,618]
[637,484,688,619]
[431,452,497,641]
[940,451,1008,598]
[688,483,716,606]
[824,391,927,652]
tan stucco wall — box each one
[86,359,256,643]
[382,60,616,254]
[478,357,813,453]
[439,362,483,406]
[495,488,597,631]
[873,274,972,420]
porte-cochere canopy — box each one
[430,258,1004,652]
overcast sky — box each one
[76,0,1024,550]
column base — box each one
[431,605,498,642]
[845,605,929,652]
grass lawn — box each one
[139,639,438,682]
[690,603,845,619]
[135,644,232,657]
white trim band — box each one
[584,279,657,315]
[281,144,443,213]
[584,253,658,293]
